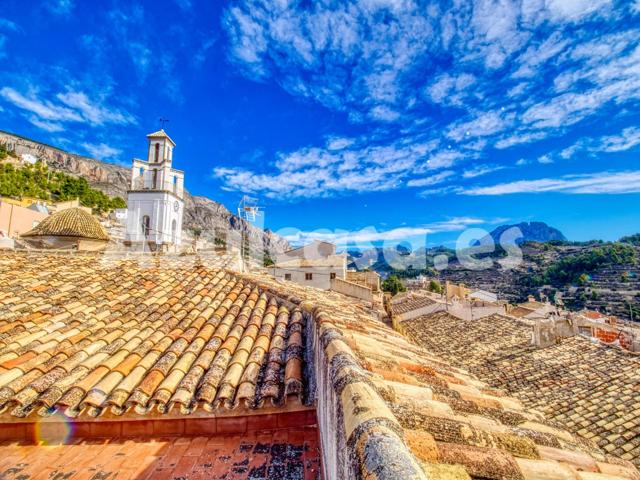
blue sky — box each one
[1,0,639,248]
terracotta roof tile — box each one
[21,208,109,241]
[0,251,308,419]
[1,250,638,479]
[390,293,437,316]
[402,311,640,468]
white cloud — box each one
[28,116,64,133]
[282,217,485,246]
[426,73,476,106]
[537,154,554,164]
[462,164,505,178]
[174,0,192,11]
[0,19,19,32]
[216,139,430,199]
[597,127,640,152]
[407,170,455,187]
[555,127,640,161]
[218,0,639,198]
[46,0,74,15]
[0,86,135,131]
[0,87,82,122]
[544,0,612,22]
[462,171,640,195]
[82,142,122,160]
[56,91,135,126]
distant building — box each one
[346,269,381,292]
[275,240,336,264]
[124,129,184,251]
[21,207,110,251]
[0,199,48,238]
[48,198,91,214]
[271,253,347,290]
[468,289,498,305]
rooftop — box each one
[146,129,176,146]
[273,254,346,269]
[0,252,307,419]
[389,293,437,316]
[402,310,640,467]
[21,208,110,241]
[0,250,638,479]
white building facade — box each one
[125,130,185,250]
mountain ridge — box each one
[487,221,567,245]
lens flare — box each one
[34,413,74,445]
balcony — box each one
[131,177,183,198]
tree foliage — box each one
[427,279,443,294]
[0,143,18,161]
[0,162,126,214]
[382,275,406,295]
[544,243,637,285]
[620,233,640,246]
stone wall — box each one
[330,277,374,302]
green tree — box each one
[263,250,275,267]
[382,275,406,295]
[545,243,637,285]
[620,233,640,246]
[0,163,126,214]
[428,279,443,294]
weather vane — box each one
[159,117,170,129]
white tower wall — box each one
[125,130,185,250]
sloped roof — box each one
[146,129,176,146]
[469,289,498,303]
[402,310,640,467]
[21,208,109,241]
[390,293,437,316]
[0,252,306,418]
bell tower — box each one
[124,129,185,251]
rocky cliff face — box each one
[0,130,290,254]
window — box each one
[330,273,336,280]
[305,273,313,280]
[154,143,160,162]
[141,215,151,237]
[284,273,291,281]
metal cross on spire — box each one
[159,117,170,129]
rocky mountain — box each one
[487,221,566,245]
[0,130,290,254]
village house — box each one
[0,199,48,241]
[271,241,348,290]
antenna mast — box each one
[237,195,263,272]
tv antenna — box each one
[237,195,262,223]
[159,117,170,129]
[237,195,263,272]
